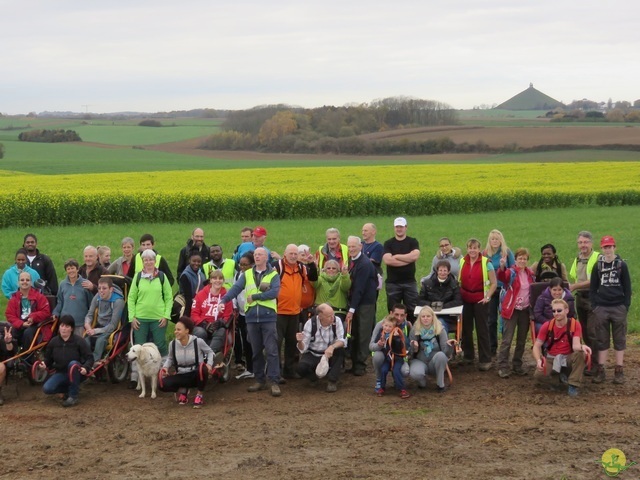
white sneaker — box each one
[235,371,255,380]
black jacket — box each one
[177,240,210,278]
[348,254,377,310]
[27,249,59,295]
[417,274,462,309]
[44,334,94,373]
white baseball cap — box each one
[394,217,407,227]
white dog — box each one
[127,343,162,399]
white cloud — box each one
[1,0,638,114]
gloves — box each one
[205,320,225,334]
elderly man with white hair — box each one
[221,247,282,397]
[316,227,349,270]
[79,245,107,294]
[274,244,318,379]
[345,236,378,376]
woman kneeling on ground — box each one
[41,315,94,407]
[409,306,454,393]
[159,316,221,408]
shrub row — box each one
[2,190,640,228]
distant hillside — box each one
[497,84,564,110]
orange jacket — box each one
[276,261,304,315]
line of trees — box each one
[18,129,82,143]
[203,96,458,153]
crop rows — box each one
[1,162,639,227]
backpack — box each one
[544,317,577,352]
[308,316,338,356]
[171,336,200,370]
[135,270,167,300]
[277,259,306,281]
[382,326,407,365]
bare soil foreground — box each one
[2,343,639,480]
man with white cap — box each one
[382,217,420,321]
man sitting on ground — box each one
[532,298,592,397]
[295,303,346,393]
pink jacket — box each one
[497,266,536,320]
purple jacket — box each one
[533,287,576,332]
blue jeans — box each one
[379,357,405,391]
[247,322,280,384]
[43,361,86,398]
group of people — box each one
[0,223,632,407]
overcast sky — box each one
[2,0,637,114]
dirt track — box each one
[2,343,639,480]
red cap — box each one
[600,235,615,247]
[253,226,267,237]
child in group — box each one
[372,315,410,399]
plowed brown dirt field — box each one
[2,343,639,480]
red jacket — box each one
[497,266,536,320]
[6,288,53,341]
[191,286,233,327]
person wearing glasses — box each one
[427,237,462,279]
[590,236,632,385]
[532,299,591,397]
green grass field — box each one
[1,206,637,331]
[3,139,640,175]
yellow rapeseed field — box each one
[1,162,639,226]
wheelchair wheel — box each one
[107,352,129,384]
[28,354,49,385]
[219,363,231,383]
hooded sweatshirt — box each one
[85,285,125,335]
[2,265,41,299]
[590,254,632,309]
[163,335,214,374]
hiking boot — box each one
[375,387,385,397]
[478,362,492,371]
[613,366,625,384]
[559,373,569,385]
[270,383,282,397]
[512,366,528,376]
[498,369,510,378]
[592,365,606,384]
[400,389,411,399]
[326,382,337,393]
[192,394,204,409]
[567,385,579,397]
[247,382,268,392]
[62,397,78,408]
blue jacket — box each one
[2,265,41,299]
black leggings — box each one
[159,369,208,392]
